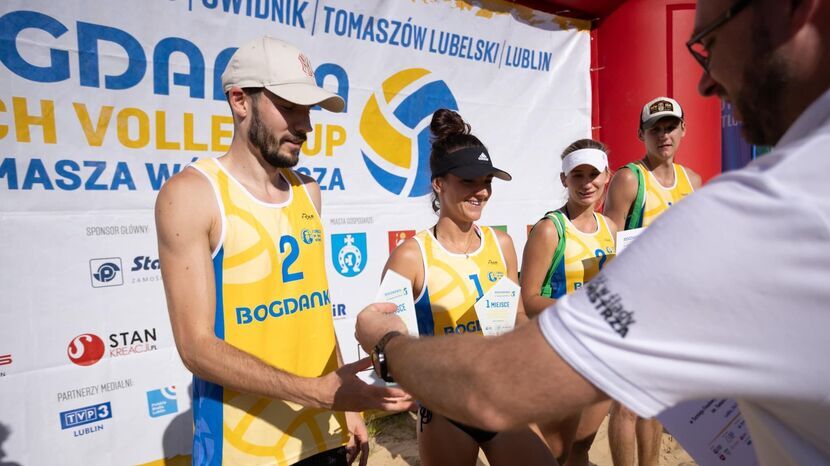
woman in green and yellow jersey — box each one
[521,138,617,466]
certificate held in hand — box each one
[474,277,520,337]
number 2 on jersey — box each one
[280,236,304,283]
[594,249,607,270]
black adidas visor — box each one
[431,147,512,181]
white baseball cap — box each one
[221,36,345,113]
[640,96,683,129]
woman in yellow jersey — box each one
[382,109,555,466]
[520,139,617,466]
[603,97,702,466]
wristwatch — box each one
[371,331,403,383]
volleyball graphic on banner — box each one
[359,68,458,197]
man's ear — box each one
[560,172,567,188]
[228,87,250,119]
[637,128,645,141]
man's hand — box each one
[345,411,369,466]
[355,302,408,352]
[321,357,414,412]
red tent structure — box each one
[516,0,721,181]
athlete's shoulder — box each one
[486,226,516,255]
[680,165,703,189]
[290,169,316,186]
[607,165,640,199]
[155,165,217,236]
[598,213,619,236]
[157,165,214,204]
[289,169,322,212]
[390,237,422,262]
[612,164,640,185]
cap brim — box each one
[642,113,682,129]
[563,162,607,175]
[447,165,512,181]
[265,83,345,113]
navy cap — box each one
[431,147,512,181]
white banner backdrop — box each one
[0,1,591,464]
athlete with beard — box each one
[602,97,701,466]
[156,37,411,466]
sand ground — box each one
[365,412,696,466]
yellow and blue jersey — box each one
[545,213,616,298]
[413,226,507,336]
[637,161,694,227]
[189,158,347,466]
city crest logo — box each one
[331,233,367,278]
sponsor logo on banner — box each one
[131,255,162,284]
[146,386,178,418]
[331,303,348,319]
[60,401,112,437]
[68,329,158,365]
[360,69,458,197]
[108,328,159,357]
[132,256,160,271]
[67,334,106,366]
[90,258,123,288]
[388,230,416,253]
[57,378,134,403]
[331,233,367,278]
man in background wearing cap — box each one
[156,37,411,466]
[354,1,830,465]
[602,98,701,466]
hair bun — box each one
[430,109,471,142]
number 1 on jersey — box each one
[468,274,484,300]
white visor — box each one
[562,148,608,175]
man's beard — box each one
[734,15,791,146]
[247,103,306,168]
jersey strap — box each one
[624,162,646,230]
[539,210,566,298]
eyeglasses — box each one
[686,0,753,71]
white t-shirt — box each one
[539,90,830,466]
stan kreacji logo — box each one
[360,68,458,197]
[67,334,106,366]
[331,233,367,278]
